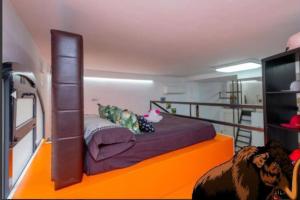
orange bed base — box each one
[13,134,233,199]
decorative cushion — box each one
[98,104,122,123]
[119,110,141,134]
[98,104,140,134]
[107,106,123,124]
[98,104,110,119]
[138,116,155,133]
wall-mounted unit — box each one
[163,85,185,94]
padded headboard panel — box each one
[51,30,84,189]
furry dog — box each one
[192,142,299,200]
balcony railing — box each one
[150,100,264,133]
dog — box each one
[192,142,299,200]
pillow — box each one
[84,115,121,144]
[120,110,141,134]
[98,104,109,119]
[107,106,123,124]
[98,104,122,123]
[138,116,155,133]
[98,104,141,134]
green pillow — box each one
[98,104,111,119]
[98,104,141,134]
[98,105,121,122]
[108,106,123,124]
[120,110,141,134]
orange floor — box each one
[13,134,233,199]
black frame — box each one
[2,63,12,198]
[0,1,3,198]
[0,73,2,199]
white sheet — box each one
[84,114,121,144]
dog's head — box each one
[250,141,293,188]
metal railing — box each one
[150,100,264,133]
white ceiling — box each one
[11,0,300,77]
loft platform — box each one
[13,134,233,199]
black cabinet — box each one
[263,47,300,151]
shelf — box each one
[268,124,300,133]
[263,47,300,150]
[266,90,300,94]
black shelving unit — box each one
[267,90,300,94]
[263,47,300,151]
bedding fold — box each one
[87,127,136,161]
[84,115,136,161]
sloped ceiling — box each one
[11,0,300,76]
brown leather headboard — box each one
[51,30,84,189]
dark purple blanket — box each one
[84,113,216,175]
[87,127,136,161]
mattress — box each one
[84,113,216,175]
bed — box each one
[84,113,216,175]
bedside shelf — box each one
[266,90,300,94]
[267,124,300,133]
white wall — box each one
[196,81,227,132]
[36,96,43,145]
[241,81,263,105]
[15,99,33,127]
[3,0,50,137]
[12,130,33,186]
[251,111,264,146]
[84,70,199,116]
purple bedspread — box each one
[84,113,216,175]
[87,127,136,161]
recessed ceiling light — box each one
[84,77,153,84]
[216,62,261,73]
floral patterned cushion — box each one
[108,106,123,123]
[98,104,109,119]
[98,105,122,123]
[98,104,140,134]
[119,110,141,134]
